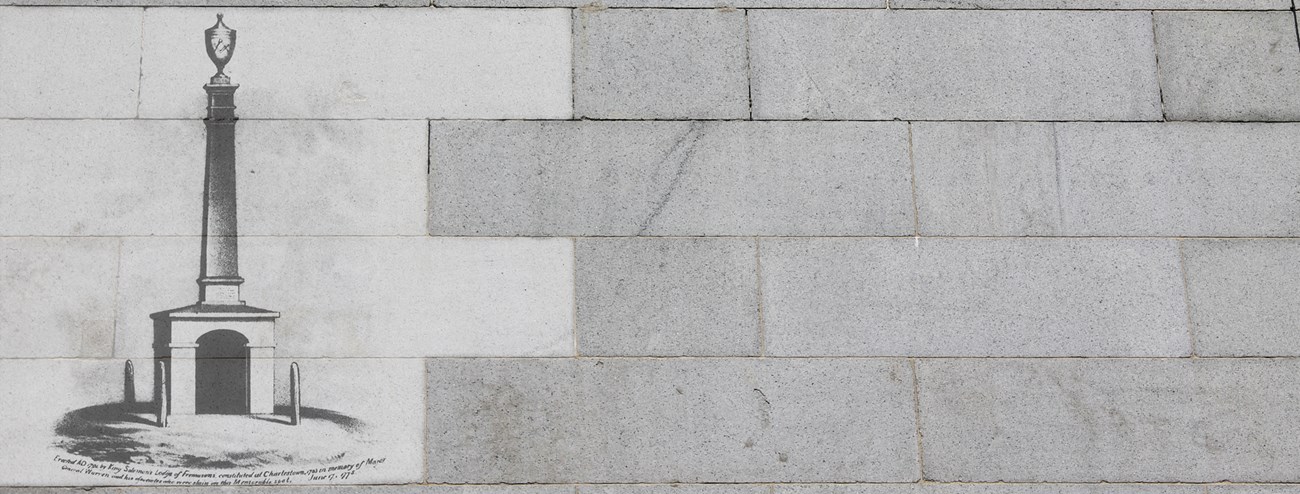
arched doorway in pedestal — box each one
[195,330,249,414]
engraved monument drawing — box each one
[150,13,280,418]
[45,17,403,482]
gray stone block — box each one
[1183,240,1300,357]
[918,358,1300,482]
[1055,123,1300,236]
[426,358,918,482]
[1210,487,1300,494]
[1156,12,1300,121]
[443,0,880,5]
[775,484,1203,494]
[0,7,141,118]
[0,120,428,236]
[749,10,1160,121]
[574,8,748,119]
[912,122,1060,236]
[583,487,767,494]
[0,238,118,358]
[761,238,1190,357]
[101,488,575,494]
[429,121,913,236]
[139,8,571,119]
[895,0,1283,8]
[4,0,424,4]
[911,122,1300,237]
[577,238,759,356]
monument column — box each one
[152,15,279,418]
[199,14,244,305]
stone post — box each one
[156,360,169,427]
[124,360,135,404]
[290,362,301,425]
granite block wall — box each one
[3,0,1300,490]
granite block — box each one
[749,10,1160,121]
[429,121,913,236]
[762,238,1190,357]
[574,8,748,119]
[919,358,1300,481]
[1183,239,1300,356]
[576,238,759,356]
[427,358,918,482]
[1157,12,1300,121]
[897,0,1282,8]
[1056,123,1300,236]
[912,122,1060,236]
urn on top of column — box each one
[205,14,237,85]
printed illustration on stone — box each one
[46,16,394,483]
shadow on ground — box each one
[53,402,370,469]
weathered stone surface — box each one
[265,358,426,484]
[114,237,574,358]
[0,120,427,236]
[0,238,118,358]
[576,238,759,356]
[1210,487,1300,494]
[896,0,1283,8]
[1055,123,1300,236]
[0,120,202,236]
[101,487,575,493]
[918,359,1300,481]
[1183,240,1300,357]
[5,0,423,4]
[911,122,1300,237]
[0,8,141,118]
[0,358,425,486]
[234,121,429,236]
[0,119,426,235]
[442,0,882,5]
[0,359,135,485]
[1156,12,1300,121]
[774,484,1203,494]
[574,8,748,119]
[749,10,1160,121]
[584,486,768,494]
[426,358,917,482]
[429,121,913,236]
[761,238,1189,357]
[139,8,570,119]
[912,122,1060,236]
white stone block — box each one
[0,238,118,358]
[139,8,572,119]
[115,236,574,358]
[0,7,142,118]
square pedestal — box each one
[152,304,279,415]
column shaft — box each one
[198,83,243,304]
